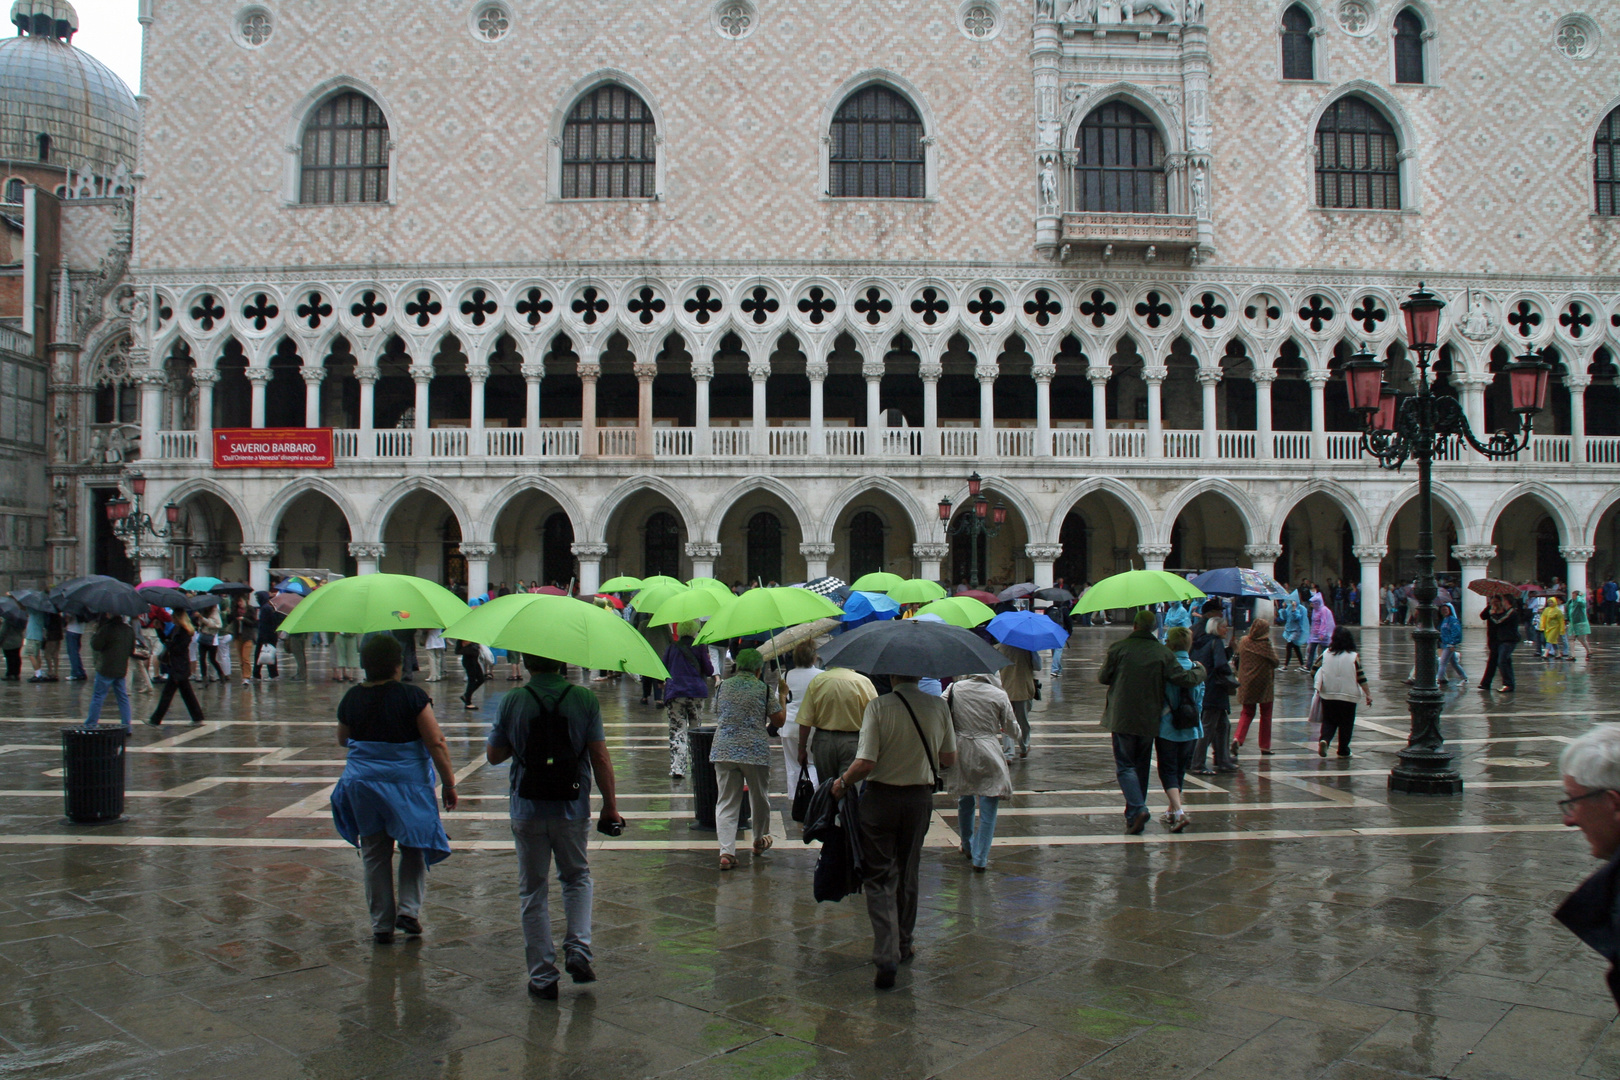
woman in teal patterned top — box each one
[712,648,785,870]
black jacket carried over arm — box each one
[802,777,864,902]
[1555,851,1620,1011]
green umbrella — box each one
[849,571,905,593]
[277,573,470,633]
[639,575,684,590]
[888,578,947,605]
[444,594,669,679]
[632,581,690,613]
[1074,570,1207,615]
[916,595,996,628]
[687,577,733,595]
[649,587,732,626]
[695,587,844,645]
[598,575,644,593]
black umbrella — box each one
[1034,587,1075,603]
[14,589,57,613]
[997,582,1038,602]
[818,618,1011,678]
[0,596,24,623]
[136,585,192,610]
[209,582,253,595]
[186,593,223,611]
[51,576,146,618]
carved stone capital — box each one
[355,366,380,382]
[799,542,837,559]
[1451,544,1497,563]
[190,369,220,386]
[1137,544,1174,560]
[239,543,279,560]
[1142,366,1168,384]
[803,361,828,381]
[1450,372,1491,389]
[691,359,716,380]
[347,542,386,560]
[1031,364,1057,381]
[633,362,659,380]
[975,364,1000,382]
[245,367,272,384]
[466,364,492,381]
[1350,544,1388,561]
[1304,370,1333,386]
[300,366,326,385]
[861,361,885,380]
[1244,543,1285,561]
[1086,367,1112,385]
[576,362,601,381]
[1560,545,1597,563]
[685,542,723,559]
[912,543,950,560]
[1565,374,1592,391]
[1023,544,1064,561]
[570,542,609,560]
[459,542,497,560]
[1195,367,1222,386]
[1250,368,1278,384]
[919,362,943,381]
[748,361,773,381]
[519,363,546,380]
[407,364,436,382]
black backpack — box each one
[516,685,582,802]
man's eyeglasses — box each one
[1559,789,1614,814]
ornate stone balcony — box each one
[1061,212,1199,254]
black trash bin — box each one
[62,727,128,824]
[687,726,748,831]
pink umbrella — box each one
[139,578,181,590]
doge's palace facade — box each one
[81,0,1620,620]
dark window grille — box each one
[1596,107,1620,215]
[643,511,682,578]
[1394,9,1424,84]
[746,512,782,585]
[561,85,657,199]
[1281,4,1314,80]
[1073,102,1166,214]
[829,86,926,199]
[300,92,390,204]
[4,179,21,204]
[1315,97,1400,209]
[848,511,886,580]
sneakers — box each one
[1169,811,1189,833]
[1318,740,1328,757]
[1125,809,1150,835]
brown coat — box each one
[1235,633,1278,705]
[995,643,1037,702]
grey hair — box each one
[1560,724,1620,791]
[1205,617,1227,636]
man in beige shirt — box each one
[795,665,877,784]
[831,677,957,989]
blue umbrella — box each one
[276,577,311,596]
[1189,567,1290,600]
[841,591,900,623]
[986,610,1070,652]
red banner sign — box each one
[213,429,335,469]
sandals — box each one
[752,835,774,856]
[718,854,737,871]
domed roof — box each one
[0,1,136,180]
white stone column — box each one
[571,542,608,595]
[863,360,883,457]
[1144,365,1167,460]
[912,543,949,583]
[1198,367,1220,460]
[1025,543,1063,589]
[1138,544,1172,573]
[1568,374,1590,464]
[1088,367,1111,458]
[1253,368,1275,460]
[1452,544,1496,625]
[348,542,385,576]
[241,543,279,593]
[191,369,218,461]
[301,366,325,428]
[137,370,166,459]
[1562,545,1595,602]
[806,360,826,456]
[1455,372,1488,438]
[468,364,490,457]
[1244,543,1284,580]
[921,361,941,458]
[1306,370,1330,460]
[1352,544,1387,629]
[357,365,378,443]
[976,363,997,455]
[578,362,600,459]
[135,542,172,585]
[693,359,713,457]
[1034,363,1055,457]
[409,364,433,458]
[686,542,721,581]
[247,367,271,429]
[800,543,835,581]
[751,360,772,457]
[636,361,658,459]
[461,542,495,600]
[521,363,545,442]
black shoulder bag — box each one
[895,692,945,793]
[516,685,582,802]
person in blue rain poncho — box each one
[1281,592,1311,672]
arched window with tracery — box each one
[1281,4,1314,80]
[1596,106,1620,216]
[828,86,926,199]
[299,91,390,204]
[561,85,657,199]
[1393,8,1425,84]
[1073,102,1166,214]
[1314,96,1400,209]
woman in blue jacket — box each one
[1158,627,1204,833]
[1281,593,1310,672]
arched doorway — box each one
[380,490,464,587]
[644,511,682,578]
[273,491,354,577]
[829,488,920,583]
[1489,495,1566,585]
[490,488,576,589]
[170,492,247,583]
[601,488,689,583]
[712,489,807,586]
[1276,491,1355,592]
[1054,490,1143,586]
[1167,491,1250,573]
[849,511,886,581]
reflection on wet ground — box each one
[0,627,1613,1078]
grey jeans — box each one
[359,833,425,935]
[810,729,860,785]
[1192,707,1235,771]
[513,816,593,989]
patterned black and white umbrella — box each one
[800,576,850,602]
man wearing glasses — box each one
[1555,724,1620,1010]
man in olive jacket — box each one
[1098,609,1206,834]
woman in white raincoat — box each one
[944,671,1016,872]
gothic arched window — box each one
[746,512,782,586]
[561,85,657,199]
[1596,106,1620,216]
[1073,102,1166,214]
[828,85,925,199]
[643,511,682,578]
[1393,8,1425,84]
[848,511,886,580]
[1314,96,1400,210]
[299,91,390,204]
[1281,4,1314,80]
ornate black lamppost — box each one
[1342,283,1550,795]
[937,472,1007,591]
[105,472,180,542]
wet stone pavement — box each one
[0,627,1613,1079]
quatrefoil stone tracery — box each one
[1298,295,1335,332]
[1134,291,1172,329]
[798,288,837,325]
[572,287,610,325]
[628,286,667,325]
[1507,300,1542,338]
[685,287,723,324]
[1562,302,1594,339]
[740,286,779,325]
[714,0,757,40]
[460,289,499,326]
[191,294,225,332]
[296,292,332,330]
[854,287,893,325]
[476,5,510,41]
[241,292,278,331]
[1023,289,1062,327]
[912,288,950,326]
[1351,297,1388,334]
[1079,290,1117,328]
[1189,292,1227,330]
[967,288,1005,327]
[515,288,553,327]
[405,289,443,328]
[351,291,387,329]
